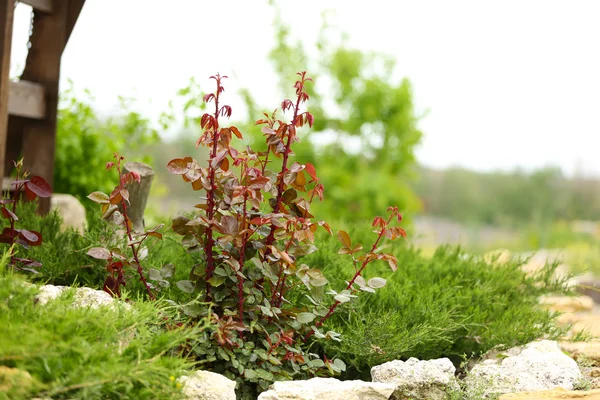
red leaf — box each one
[120,189,130,203]
[17,229,42,246]
[106,162,115,170]
[109,187,122,205]
[337,230,351,248]
[24,187,36,201]
[372,216,386,228]
[306,112,314,128]
[167,157,192,175]
[1,207,18,221]
[129,171,141,184]
[25,176,52,198]
[305,163,317,181]
[230,126,243,139]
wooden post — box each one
[122,162,155,233]
[20,0,75,213]
[0,0,15,183]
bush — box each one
[54,84,160,203]
[304,229,570,379]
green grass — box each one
[0,268,207,399]
[298,223,571,380]
[1,205,575,395]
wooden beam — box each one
[21,0,70,214]
[65,0,84,45]
[18,0,53,13]
[0,0,15,183]
[8,80,46,119]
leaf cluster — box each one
[165,72,406,397]
[0,160,52,273]
[87,154,164,299]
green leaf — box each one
[308,359,325,368]
[244,369,258,380]
[354,275,367,287]
[148,268,161,280]
[87,191,110,204]
[208,276,226,287]
[334,294,351,303]
[367,277,387,289]
[86,247,111,260]
[296,312,316,324]
[160,263,175,278]
[183,304,202,317]
[176,280,195,293]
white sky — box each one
[9,0,600,177]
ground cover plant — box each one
[300,228,571,380]
[0,258,207,400]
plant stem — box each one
[237,189,249,322]
[204,81,222,299]
[305,214,393,340]
[117,163,155,300]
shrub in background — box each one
[54,83,160,202]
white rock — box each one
[35,284,130,310]
[50,193,87,234]
[178,370,236,400]
[71,287,117,308]
[257,377,395,400]
[371,357,459,400]
[34,284,67,305]
[466,340,582,397]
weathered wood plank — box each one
[65,0,84,45]
[21,0,69,214]
[8,80,46,119]
[0,0,15,183]
[19,0,53,13]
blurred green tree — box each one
[240,4,424,222]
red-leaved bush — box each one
[166,72,406,397]
[0,158,51,272]
[87,153,163,299]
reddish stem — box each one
[204,81,222,299]
[305,214,394,340]
[270,230,295,307]
[116,161,155,300]
[237,188,249,322]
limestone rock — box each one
[561,341,600,366]
[178,370,236,400]
[257,377,395,400]
[34,284,133,352]
[484,249,512,265]
[34,284,67,305]
[35,284,125,310]
[499,388,600,399]
[558,314,600,337]
[0,366,36,397]
[575,276,600,304]
[371,357,459,400]
[50,193,87,234]
[540,295,595,313]
[466,340,582,397]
